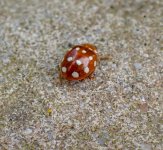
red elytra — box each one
[60,43,98,81]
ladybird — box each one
[60,43,98,81]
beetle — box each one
[59,43,99,81]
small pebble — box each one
[0,74,5,83]
[140,143,151,150]
[134,63,142,70]
[23,128,33,135]
[112,63,117,69]
[159,62,163,67]
[1,56,10,65]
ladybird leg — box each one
[99,54,112,61]
[97,54,102,70]
[59,72,63,84]
[88,72,96,80]
[58,65,63,84]
[79,79,85,82]
[98,54,112,70]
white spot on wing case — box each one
[84,67,89,73]
[76,60,82,65]
[75,47,80,51]
[72,72,79,78]
[62,67,67,73]
[94,61,96,66]
[89,56,93,60]
[67,57,73,62]
[82,50,87,54]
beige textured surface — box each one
[0,0,163,149]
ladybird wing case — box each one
[60,44,98,80]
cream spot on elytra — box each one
[76,60,82,66]
[62,67,67,73]
[84,67,89,74]
[72,72,79,78]
[75,47,80,51]
[67,57,73,62]
[94,61,96,66]
[82,50,87,54]
[89,56,93,60]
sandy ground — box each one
[0,0,163,149]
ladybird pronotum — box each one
[60,43,98,81]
